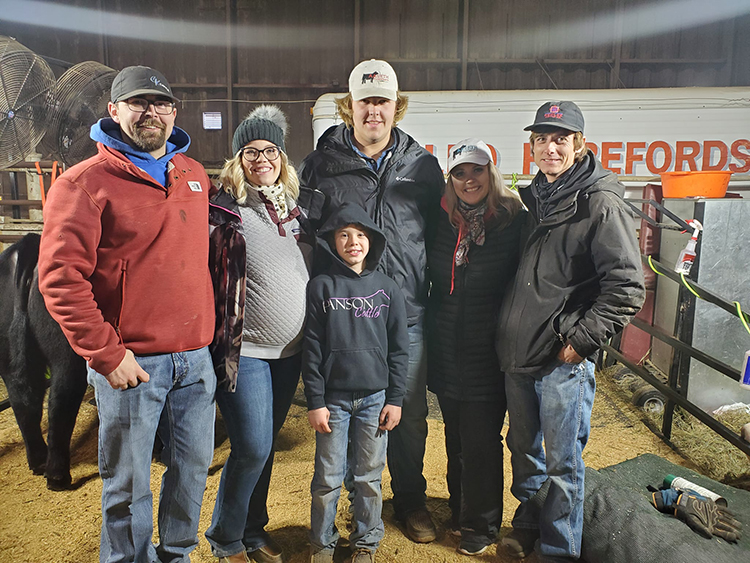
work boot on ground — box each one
[501,528,540,558]
[348,548,375,563]
[248,538,283,563]
[404,508,437,543]
[218,552,251,563]
[309,547,334,563]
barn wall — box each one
[1,0,748,166]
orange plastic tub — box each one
[660,170,732,198]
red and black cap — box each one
[524,101,584,133]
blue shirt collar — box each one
[346,127,396,172]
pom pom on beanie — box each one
[232,105,288,154]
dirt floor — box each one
[0,374,689,563]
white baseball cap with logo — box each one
[447,138,493,172]
[348,59,399,101]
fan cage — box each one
[0,36,55,169]
[45,61,117,166]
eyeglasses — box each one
[123,98,176,115]
[240,146,281,162]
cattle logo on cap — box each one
[150,75,170,92]
[362,71,389,84]
[544,105,563,119]
[452,143,484,158]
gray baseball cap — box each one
[111,66,178,103]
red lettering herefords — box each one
[522,139,750,175]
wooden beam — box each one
[0,200,43,207]
[225,0,235,155]
[721,18,736,85]
[610,0,624,89]
[354,0,361,65]
[460,0,469,90]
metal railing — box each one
[606,253,750,457]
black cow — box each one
[361,71,379,84]
[0,233,87,490]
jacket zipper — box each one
[507,227,548,368]
[114,260,128,341]
[449,223,464,295]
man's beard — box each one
[132,119,167,152]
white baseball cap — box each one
[447,138,493,172]
[348,59,398,101]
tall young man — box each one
[299,59,444,543]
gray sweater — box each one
[238,189,311,359]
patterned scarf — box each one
[455,199,487,267]
[237,182,299,236]
[248,182,288,219]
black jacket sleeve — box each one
[385,283,409,407]
[297,152,329,229]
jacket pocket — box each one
[321,348,388,387]
[521,301,567,368]
[557,307,586,341]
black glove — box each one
[673,492,742,542]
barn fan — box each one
[44,61,117,166]
[0,36,55,169]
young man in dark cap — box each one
[496,101,645,562]
[38,65,217,563]
[298,59,444,544]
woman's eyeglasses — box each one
[240,146,281,162]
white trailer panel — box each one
[311,87,750,186]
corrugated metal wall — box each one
[1,0,748,165]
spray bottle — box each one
[674,219,703,275]
[663,474,727,506]
[741,350,750,390]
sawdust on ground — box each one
[0,374,688,562]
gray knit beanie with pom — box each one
[232,105,288,154]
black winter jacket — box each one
[302,203,409,410]
[496,152,645,374]
[427,200,526,401]
[298,124,444,326]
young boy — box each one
[303,203,409,563]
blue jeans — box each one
[206,354,301,557]
[310,390,388,554]
[505,359,596,561]
[88,347,216,563]
[387,322,428,518]
[240,355,301,552]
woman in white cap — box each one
[207,106,314,563]
[426,138,525,556]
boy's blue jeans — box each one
[88,347,216,563]
[505,359,596,561]
[310,390,387,555]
